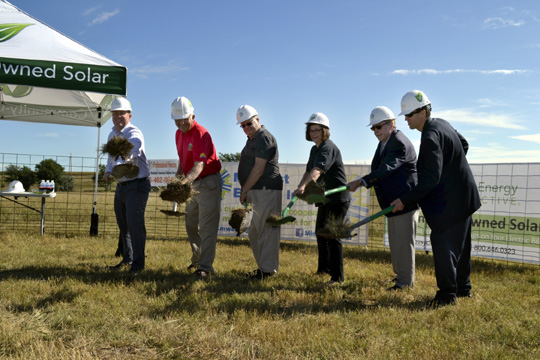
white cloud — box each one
[89,10,120,26]
[483,17,525,29]
[391,69,530,76]
[38,133,59,138]
[477,98,507,108]
[435,109,526,130]
[511,133,540,144]
[467,145,540,163]
[83,6,100,16]
[130,63,190,79]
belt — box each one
[117,177,148,186]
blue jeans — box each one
[114,178,151,270]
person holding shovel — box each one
[237,105,283,280]
[390,90,481,307]
[293,113,351,286]
[348,106,419,291]
[172,96,222,278]
[104,97,151,274]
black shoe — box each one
[246,269,275,280]
[128,266,143,274]
[426,296,456,308]
[187,264,197,272]
[193,269,210,278]
[387,284,404,291]
[109,261,131,270]
[457,290,472,298]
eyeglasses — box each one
[405,108,423,118]
[370,121,391,131]
[240,121,254,129]
[309,128,323,134]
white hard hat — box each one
[306,113,330,128]
[368,106,395,127]
[6,180,25,193]
[171,97,194,120]
[110,97,132,112]
[398,90,431,116]
[236,105,258,124]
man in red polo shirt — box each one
[172,96,222,278]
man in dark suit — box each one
[349,106,419,290]
[391,90,481,307]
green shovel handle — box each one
[324,185,350,197]
[282,195,298,217]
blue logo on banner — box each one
[296,228,304,237]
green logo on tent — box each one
[1,84,33,98]
[415,92,423,102]
[0,23,33,42]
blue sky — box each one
[3,0,540,165]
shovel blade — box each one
[268,216,296,226]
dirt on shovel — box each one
[101,135,134,161]
[297,180,325,203]
[228,205,253,236]
[159,177,199,204]
[316,216,355,239]
[160,210,186,217]
[112,163,140,179]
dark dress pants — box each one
[430,215,472,301]
[315,201,350,282]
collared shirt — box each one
[175,120,221,179]
[105,122,150,181]
[238,126,283,190]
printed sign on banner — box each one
[383,163,540,265]
[217,162,372,245]
[148,159,178,187]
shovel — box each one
[160,201,186,217]
[266,195,298,226]
[305,185,350,204]
[317,205,394,239]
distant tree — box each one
[218,152,241,162]
[92,164,114,191]
[57,174,74,192]
[4,164,37,190]
[35,159,64,183]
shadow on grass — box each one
[0,263,437,317]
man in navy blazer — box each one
[391,90,481,307]
[349,106,419,290]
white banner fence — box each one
[149,160,540,265]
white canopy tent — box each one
[0,0,128,235]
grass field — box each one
[0,232,539,359]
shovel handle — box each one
[349,205,395,231]
[323,185,350,196]
[282,195,298,217]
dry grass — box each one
[0,232,539,359]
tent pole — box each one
[90,123,101,236]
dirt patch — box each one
[102,136,134,161]
[159,177,199,204]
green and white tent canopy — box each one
[0,0,127,126]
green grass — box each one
[1,232,539,359]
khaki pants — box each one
[387,209,419,287]
[185,172,222,272]
[246,189,282,273]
